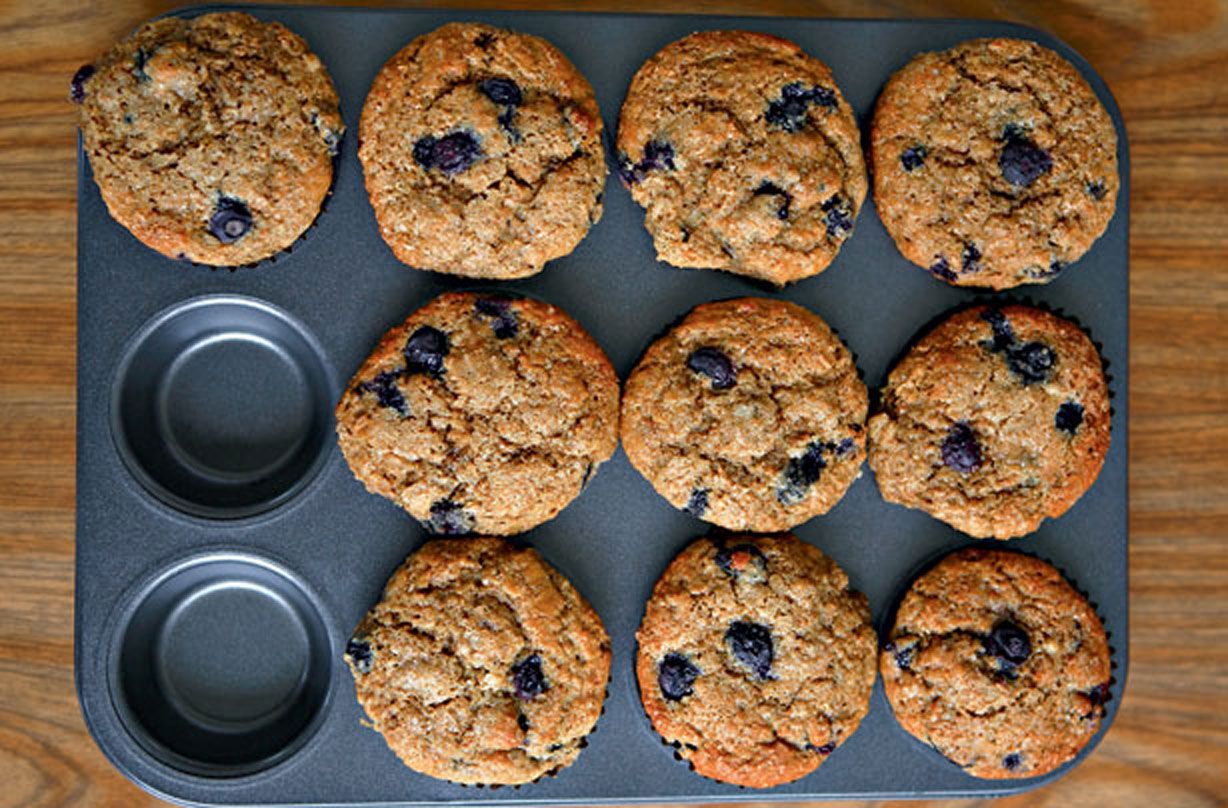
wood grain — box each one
[0,1,1225,806]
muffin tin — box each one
[75,5,1128,805]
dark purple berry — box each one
[807,741,836,755]
[413,131,482,175]
[886,641,915,670]
[1003,753,1022,771]
[999,132,1053,188]
[70,64,94,103]
[360,371,409,416]
[133,48,151,82]
[822,196,854,238]
[423,499,472,535]
[616,140,675,184]
[1084,683,1111,717]
[981,308,1016,352]
[942,422,982,473]
[778,441,826,505]
[511,654,547,700]
[208,197,252,244]
[479,77,522,107]
[900,144,928,172]
[346,637,373,674]
[1055,400,1084,434]
[517,713,530,732]
[404,326,449,376]
[962,243,982,273]
[686,347,737,390]
[474,298,518,339]
[835,437,856,457]
[765,82,836,132]
[1006,341,1057,385]
[725,621,774,679]
[496,107,520,140]
[929,256,958,282]
[754,181,791,220]
[1087,180,1108,200]
[714,543,766,579]
[684,488,709,518]
[658,653,700,701]
[984,620,1032,666]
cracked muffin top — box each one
[867,304,1111,539]
[359,22,606,278]
[871,37,1119,289]
[73,12,342,266]
[881,547,1112,779]
[636,533,876,787]
[335,291,619,535]
[345,537,610,785]
[616,30,866,285]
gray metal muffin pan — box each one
[75,5,1128,805]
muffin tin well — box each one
[76,5,1128,805]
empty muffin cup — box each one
[111,554,333,777]
[111,296,333,519]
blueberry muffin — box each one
[335,292,619,535]
[72,12,342,266]
[359,22,606,278]
[867,305,1110,539]
[622,298,867,531]
[617,31,866,285]
[871,38,1119,289]
[636,533,876,788]
[345,537,611,785]
[881,547,1113,779]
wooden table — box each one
[2,1,1225,806]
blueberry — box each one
[765,82,836,132]
[70,64,94,103]
[133,47,151,82]
[617,140,675,184]
[422,499,472,535]
[474,298,518,339]
[714,543,767,579]
[684,488,709,518]
[900,144,928,172]
[725,621,774,679]
[517,713,530,732]
[686,347,737,390]
[1084,683,1111,717]
[1005,341,1057,385]
[981,308,1016,352]
[822,196,854,238]
[208,197,252,244]
[754,181,791,220]
[346,637,374,674]
[942,422,983,473]
[983,620,1032,666]
[835,437,856,457]
[929,256,958,282]
[359,371,409,416]
[1003,753,1023,771]
[1087,180,1108,201]
[999,131,1053,188]
[496,107,520,140]
[886,640,915,670]
[807,742,836,755]
[778,441,826,505]
[1055,400,1084,434]
[479,77,522,107]
[404,326,449,376]
[413,131,482,175]
[511,654,547,700]
[962,243,982,273]
[658,653,700,701]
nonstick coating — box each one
[76,5,1128,805]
